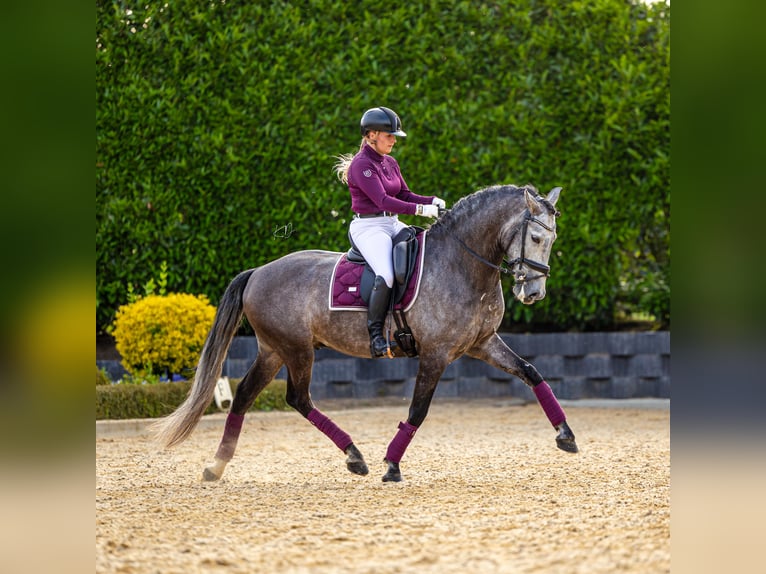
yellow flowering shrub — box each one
[112,293,216,378]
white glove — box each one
[417,203,440,218]
[432,197,446,209]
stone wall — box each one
[219,332,670,401]
[98,332,669,400]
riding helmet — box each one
[360,107,407,137]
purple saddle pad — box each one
[329,231,426,311]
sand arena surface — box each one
[96,399,669,573]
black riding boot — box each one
[367,276,395,358]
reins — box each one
[443,210,555,284]
[449,232,514,276]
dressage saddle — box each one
[346,225,423,306]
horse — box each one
[152,184,578,482]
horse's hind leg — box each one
[202,349,284,481]
[284,353,369,476]
[469,334,578,453]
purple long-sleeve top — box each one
[348,145,434,215]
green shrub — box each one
[96,367,111,386]
[112,293,216,378]
[96,378,288,420]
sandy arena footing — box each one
[96,399,669,574]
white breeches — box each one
[349,215,408,288]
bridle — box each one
[448,211,556,284]
[506,213,556,283]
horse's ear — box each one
[547,186,562,207]
[525,188,543,215]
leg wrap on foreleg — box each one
[533,381,567,427]
[215,412,245,462]
[385,421,419,464]
[308,408,353,451]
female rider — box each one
[335,106,446,358]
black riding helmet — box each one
[360,106,407,137]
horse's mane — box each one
[428,183,555,237]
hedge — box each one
[96,378,289,420]
[96,0,669,332]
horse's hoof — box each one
[555,421,579,453]
[382,459,402,482]
[345,444,369,476]
[556,437,579,453]
[348,461,369,475]
[202,467,221,481]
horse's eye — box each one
[531,234,541,244]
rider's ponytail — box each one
[333,138,367,184]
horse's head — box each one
[508,186,561,305]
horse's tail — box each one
[151,269,255,448]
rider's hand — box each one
[417,204,440,218]
[432,197,446,209]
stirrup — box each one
[370,337,395,359]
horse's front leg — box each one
[383,356,447,482]
[469,334,579,453]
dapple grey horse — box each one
[153,184,578,482]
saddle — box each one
[345,226,424,357]
[346,226,423,306]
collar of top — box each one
[362,143,384,162]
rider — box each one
[334,106,446,358]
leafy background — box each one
[97,0,669,333]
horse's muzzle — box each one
[513,282,546,305]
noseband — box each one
[449,212,555,284]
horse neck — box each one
[431,190,527,264]
[429,193,526,283]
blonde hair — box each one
[333,138,367,184]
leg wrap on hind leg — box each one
[215,412,245,461]
[533,381,566,427]
[308,409,353,451]
[385,421,418,464]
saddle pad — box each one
[329,231,427,311]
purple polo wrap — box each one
[533,381,566,427]
[308,409,353,451]
[215,412,245,461]
[385,421,419,464]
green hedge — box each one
[97,0,669,332]
[96,378,289,420]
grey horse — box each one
[153,184,578,482]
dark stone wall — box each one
[219,332,670,401]
[98,332,669,400]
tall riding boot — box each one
[367,276,395,358]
